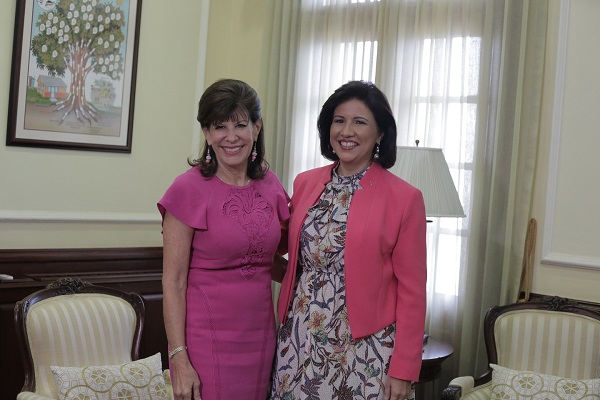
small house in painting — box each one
[37,75,67,102]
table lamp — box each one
[389,141,465,220]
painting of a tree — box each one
[7,0,141,152]
[30,0,126,125]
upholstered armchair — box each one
[442,296,600,400]
[14,278,173,400]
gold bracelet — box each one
[168,345,187,359]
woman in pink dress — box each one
[159,79,289,400]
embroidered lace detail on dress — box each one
[222,186,274,279]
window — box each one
[290,0,483,297]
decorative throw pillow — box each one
[490,363,600,400]
[51,352,168,400]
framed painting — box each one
[6,0,142,153]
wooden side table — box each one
[419,337,454,382]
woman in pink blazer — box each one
[270,81,427,400]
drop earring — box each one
[251,141,257,162]
[374,142,380,159]
[205,146,212,163]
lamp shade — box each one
[390,146,465,218]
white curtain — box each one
[261,0,548,397]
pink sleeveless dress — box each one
[158,167,289,400]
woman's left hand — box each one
[383,376,412,400]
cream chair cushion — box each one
[490,364,600,399]
[50,353,167,400]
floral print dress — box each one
[270,168,415,400]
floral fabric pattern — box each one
[270,168,414,400]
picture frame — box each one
[6,0,142,153]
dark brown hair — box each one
[317,80,397,169]
[190,79,267,179]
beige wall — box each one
[0,0,265,249]
[531,0,600,303]
[203,0,266,88]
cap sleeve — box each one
[157,168,208,230]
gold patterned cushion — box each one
[490,364,600,400]
[50,353,168,400]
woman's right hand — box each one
[171,357,202,400]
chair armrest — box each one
[17,392,55,400]
[441,376,474,399]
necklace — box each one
[216,173,251,187]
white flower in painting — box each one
[105,17,110,24]
[105,6,110,13]
[116,13,121,21]
[47,12,53,20]
[83,13,88,21]
[98,15,102,22]
[59,20,64,28]
[64,25,70,32]
[81,5,86,12]
[109,34,114,41]
[67,11,72,19]
[74,11,79,18]
[87,5,92,12]
[58,37,63,44]
[112,71,117,79]
[111,13,115,20]
[109,64,114,71]
[114,42,119,49]
[115,54,120,61]
[46,28,51,35]
[53,16,58,23]
[93,27,97,34]
[51,26,57,33]
[102,66,106,73]
[92,0,97,6]
[52,50,57,58]
[99,25,104,32]
[98,37,103,45]
[71,18,76,25]
[104,41,109,48]
[64,34,69,41]
[86,22,90,30]
[70,3,75,11]
[46,20,51,27]
[88,13,93,21]
[58,29,63,36]
[74,26,79,34]
[39,24,45,32]
[42,45,47,52]
[98,58,104,65]
[109,54,114,61]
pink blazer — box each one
[277,162,427,381]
